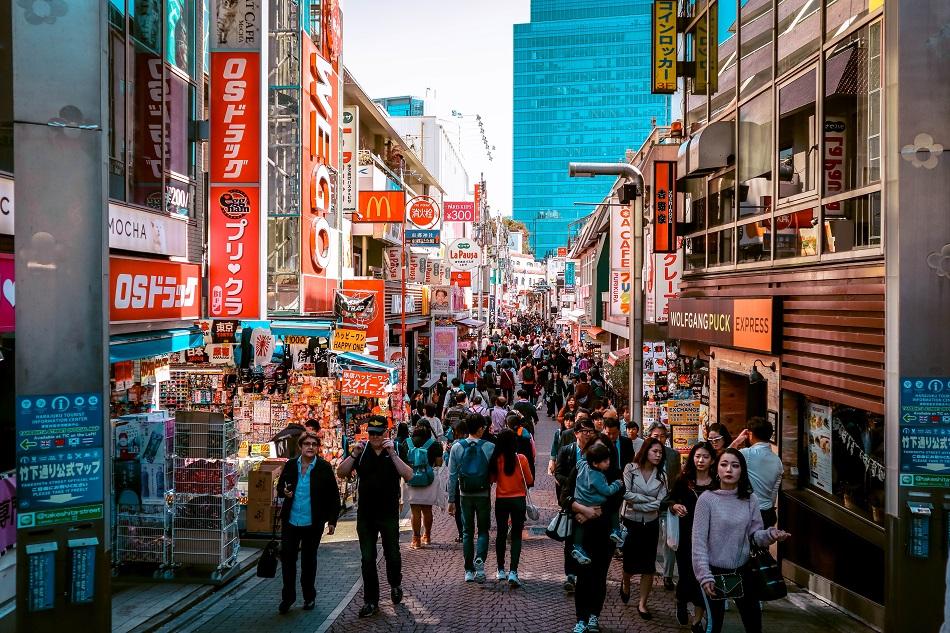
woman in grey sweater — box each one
[692,448,791,633]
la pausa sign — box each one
[447,239,480,271]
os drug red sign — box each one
[407,196,440,229]
[110,256,201,323]
[443,201,477,222]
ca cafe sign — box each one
[447,238,481,271]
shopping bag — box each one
[665,510,680,551]
[434,465,450,511]
[746,536,788,601]
[545,510,573,542]
[256,538,280,578]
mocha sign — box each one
[666,297,777,353]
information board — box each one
[16,393,103,451]
[17,449,105,513]
[899,377,950,487]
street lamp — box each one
[568,162,645,432]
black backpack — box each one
[523,366,535,382]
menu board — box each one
[806,402,833,494]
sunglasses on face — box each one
[708,436,724,442]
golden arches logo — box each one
[358,191,405,222]
[364,195,392,220]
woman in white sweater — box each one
[692,448,791,633]
[620,437,668,620]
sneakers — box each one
[570,546,592,565]
[562,574,577,592]
[464,570,476,582]
[496,569,507,582]
[358,603,378,618]
[474,557,486,583]
[587,615,601,632]
[609,527,627,546]
[507,570,523,588]
[572,620,588,633]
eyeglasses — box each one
[301,441,320,447]
[708,436,724,443]
[577,429,596,435]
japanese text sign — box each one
[110,256,201,323]
[899,377,950,488]
[406,196,440,229]
[653,161,677,253]
[210,52,261,183]
[16,393,103,453]
[406,230,440,246]
[443,201,477,223]
[208,186,261,318]
[17,449,104,513]
[332,328,367,353]
[652,1,678,94]
[340,370,388,398]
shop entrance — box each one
[717,370,767,437]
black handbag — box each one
[746,535,787,601]
[256,505,281,579]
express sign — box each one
[407,196,440,229]
[446,239,480,271]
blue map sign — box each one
[17,448,104,513]
[405,230,440,246]
[16,393,103,452]
[899,377,950,487]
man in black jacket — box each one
[511,389,539,435]
[275,431,341,614]
[603,416,635,483]
[554,417,598,593]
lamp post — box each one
[568,162,644,431]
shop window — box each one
[825,0,875,39]
[799,396,885,525]
[129,41,164,210]
[708,170,735,227]
[738,92,772,218]
[777,0,820,76]
[738,0,773,98]
[683,177,707,231]
[267,218,301,314]
[823,22,882,195]
[822,191,881,253]
[109,0,126,28]
[737,219,771,263]
[131,0,162,54]
[707,228,734,266]
[109,26,128,201]
[774,208,819,258]
[685,234,707,270]
[166,72,190,178]
[778,69,817,199]
[165,0,194,77]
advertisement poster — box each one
[341,279,385,361]
[431,325,458,380]
[807,402,833,494]
[340,370,388,398]
[431,285,452,316]
[665,400,701,456]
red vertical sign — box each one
[342,279,385,361]
[653,160,677,253]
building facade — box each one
[512,0,671,257]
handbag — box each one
[665,509,680,551]
[256,503,280,578]
[746,534,787,601]
[518,459,540,521]
[546,509,573,541]
[709,507,747,601]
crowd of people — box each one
[272,314,791,633]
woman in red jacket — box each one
[489,428,534,588]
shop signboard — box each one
[211,319,239,343]
[354,191,405,223]
[450,271,471,287]
[205,344,233,365]
[110,256,201,323]
[443,201,476,223]
[341,107,359,212]
[651,0,678,94]
[382,247,403,281]
[824,116,847,216]
[654,246,683,323]
[806,402,834,494]
[341,279,385,361]
[208,186,261,318]
[447,239,480,271]
[340,370,388,398]
[0,174,13,235]
[653,161,677,253]
[332,328,367,353]
[210,52,261,184]
[609,270,631,317]
[431,325,458,380]
[407,254,425,283]
[666,400,701,456]
[406,196,441,229]
[212,0,261,49]
[564,261,576,289]
[557,247,567,257]
[424,260,434,285]
[0,254,12,332]
[899,377,950,487]
[666,297,777,354]
[406,230,440,246]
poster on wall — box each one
[665,400,701,457]
[431,325,458,380]
[807,402,834,494]
[341,279,385,361]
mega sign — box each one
[666,297,777,353]
[110,256,201,323]
[355,190,406,223]
[443,201,476,223]
[447,239,480,271]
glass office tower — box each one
[513,0,670,257]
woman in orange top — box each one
[489,428,534,588]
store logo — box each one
[220,57,251,179]
[218,188,251,219]
[342,111,353,124]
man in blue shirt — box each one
[734,416,784,527]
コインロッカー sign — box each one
[666,297,777,353]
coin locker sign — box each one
[651,1,678,94]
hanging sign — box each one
[651,0,678,94]
[341,107,359,212]
[340,370,388,397]
[451,271,472,287]
[382,247,403,281]
[211,319,239,343]
[341,279,385,361]
[447,239,480,271]
[405,230,440,246]
[355,190,405,223]
[332,328,367,353]
[208,185,261,318]
[406,195,441,229]
[443,201,476,223]
[653,161,677,253]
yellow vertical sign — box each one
[652,0,678,94]
[694,9,708,94]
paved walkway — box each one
[152,409,875,633]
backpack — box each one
[405,437,436,487]
[458,439,490,494]
[522,366,535,383]
[591,378,606,399]
[443,406,467,433]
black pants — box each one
[675,531,701,606]
[760,507,777,528]
[563,530,579,577]
[574,519,615,622]
[453,480,464,537]
[703,565,763,633]
[280,522,325,603]
[357,514,401,605]
[495,496,526,572]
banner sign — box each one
[341,107,359,211]
[611,204,632,270]
[0,254,12,332]
[407,254,425,283]
[443,201,476,223]
[431,325,459,380]
[447,239,480,271]
[610,270,631,317]
[651,0,678,94]
[210,52,261,184]
[208,186,261,317]
[108,203,187,257]
[653,161,677,253]
[382,247,403,280]
[654,247,683,323]
[340,370,388,397]
[564,261,576,289]
[666,297,777,353]
[450,271,472,287]
[406,195,441,229]
[110,256,200,323]
[406,230,440,246]
[332,328,367,353]
[334,290,375,320]
[211,319,239,343]
[341,279,385,361]
[355,190,405,223]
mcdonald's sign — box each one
[354,190,406,223]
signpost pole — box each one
[401,215,408,414]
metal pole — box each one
[631,194,644,432]
[401,217,407,410]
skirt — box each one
[622,517,660,575]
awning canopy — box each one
[455,317,486,329]
[109,327,205,363]
[586,326,607,339]
[267,319,335,338]
[565,309,586,323]
[334,351,398,383]
[606,347,630,366]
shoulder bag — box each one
[256,497,281,578]
[517,457,540,521]
[546,508,572,541]
[709,501,747,601]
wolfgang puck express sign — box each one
[666,298,777,353]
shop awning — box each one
[455,317,486,329]
[109,327,205,363]
[268,319,335,338]
[606,347,630,366]
[586,326,607,338]
[334,351,398,383]
[565,309,586,323]
[393,318,429,331]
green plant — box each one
[605,358,630,407]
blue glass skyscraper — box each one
[513,0,671,257]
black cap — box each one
[366,415,388,435]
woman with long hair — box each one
[705,423,733,458]
[692,449,791,633]
[489,428,534,587]
[620,437,668,620]
[667,441,717,631]
[558,394,579,425]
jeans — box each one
[356,514,402,605]
[495,496,526,571]
[703,565,763,633]
[460,495,491,571]
[280,522,325,603]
